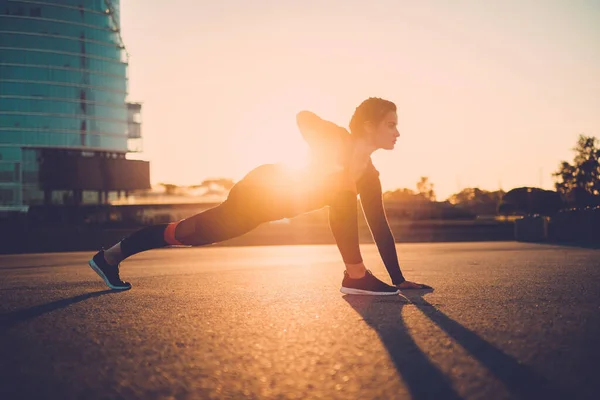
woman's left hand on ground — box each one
[396,280,433,289]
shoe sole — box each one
[88,259,131,290]
[340,287,400,296]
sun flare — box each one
[277,145,311,172]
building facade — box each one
[0,0,149,210]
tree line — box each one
[386,134,599,217]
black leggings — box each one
[120,164,307,259]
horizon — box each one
[120,0,600,200]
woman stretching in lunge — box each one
[89,97,431,294]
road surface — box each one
[1,241,599,399]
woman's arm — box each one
[356,165,406,285]
[296,111,347,150]
[298,112,364,268]
[328,190,363,266]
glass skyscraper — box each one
[0,0,149,210]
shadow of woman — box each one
[0,289,118,330]
[344,290,567,400]
[405,291,566,400]
[343,293,462,400]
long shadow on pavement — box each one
[0,290,117,330]
[406,293,566,400]
[343,294,462,400]
[344,291,567,400]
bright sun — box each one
[277,145,310,171]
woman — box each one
[89,97,431,294]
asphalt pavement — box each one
[1,241,599,400]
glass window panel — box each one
[0,115,126,134]
[22,148,40,163]
[0,147,21,161]
[22,185,44,205]
[51,190,72,205]
[22,161,39,172]
[2,4,115,29]
[0,65,126,92]
[0,98,127,120]
[0,162,18,182]
[22,170,39,184]
[93,119,127,134]
[0,131,127,150]
[0,187,15,205]
[0,15,119,44]
[0,82,126,105]
[82,190,100,204]
[0,33,122,60]
[3,3,112,29]
[0,48,126,76]
[22,0,107,11]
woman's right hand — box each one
[396,280,433,289]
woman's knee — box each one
[173,218,196,243]
[172,207,221,245]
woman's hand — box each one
[396,280,432,289]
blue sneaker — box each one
[88,250,132,290]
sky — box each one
[119,0,600,200]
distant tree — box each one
[416,177,436,202]
[552,135,600,206]
[383,188,417,202]
[447,188,505,216]
[188,178,236,198]
[201,178,236,191]
[191,178,236,191]
[383,186,476,219]
[498,187,563,216]
[159,183,178,196]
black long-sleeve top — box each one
[296,111,406,285]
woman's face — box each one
[368,111,400,150]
